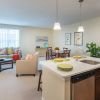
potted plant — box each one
[96,47,100,58]
[55,47,59,50]
[86,42,97,57]
[54,47,59,53]
[86,42,100,58]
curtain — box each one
[0,29,19,48]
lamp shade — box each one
[77,26,84,32]
[53,22,61,30]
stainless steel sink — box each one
[80,60,100,65]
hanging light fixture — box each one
[53,0,61,30]
[77,0,84,32]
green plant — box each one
[86,42,96,57]
[55,47,59,50]
[96,47,100,58]
[86,42,100,58]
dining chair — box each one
[46,48,56,60]
[61,49,71,58]
[47,47,52,50]
[63,48,68,51]
[54,49,60,58]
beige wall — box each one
[20,27,53,57]
[53,17,100,56]
[0,24,53,57]
[1,16,100,57]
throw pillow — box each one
[0,48,7,55]
[25,54,34,60]
[7,48,14,55]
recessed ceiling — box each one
[0,0,100,28]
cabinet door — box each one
[95,77,100,100]
[71,76,95,100]
[95,69,100,76]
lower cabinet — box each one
[42,67,100,100]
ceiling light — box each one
[53,0,61,30]
[77,0,84,32]
[78,26,84,32]
[53,22,61,30]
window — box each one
[0,29,19,48]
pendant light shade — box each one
[77,0,84,32]
[53,22,61,30]
[77,26,84,32]
[53,0,61,30]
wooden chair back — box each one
[46,47,52,60]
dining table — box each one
[46,49,71,60]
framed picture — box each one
[65,33,71,45]
[74,32,83,46]
[36,36,48,48]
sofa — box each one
[0,47,22,61]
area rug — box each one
[0,64,42,100]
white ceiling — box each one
[0,0,100,28]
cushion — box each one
[7,48,14,55]
[25,54,34,60]
[12,54,20,61]
[0,48,7,55]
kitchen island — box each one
[40,57,100,100]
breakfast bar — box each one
[40,57,100,100]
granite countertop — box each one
[39,56,100,78]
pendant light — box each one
[77,0,84,32]
[53,0,61,30]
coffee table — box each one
[0,58,13,72]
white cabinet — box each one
[42,67,71,100]
[35,48,47,57]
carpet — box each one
[0,64,42,100]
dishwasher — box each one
[71,70,95,100]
